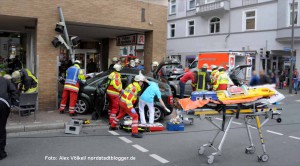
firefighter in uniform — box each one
[0,75,19,160]
[58,60,86,116]
[11,68,38,93]
[210,65,219,89]
[107,64,123,124]
[196,63,211,91]
[214,66,229,91]
[110,73,145,138]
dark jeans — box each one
[0,102,10,154]
[179,81,185,99]
[279,81,284,89]
[294,80,299,93]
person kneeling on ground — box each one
[109,73,145,138]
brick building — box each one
[0,0,167,111]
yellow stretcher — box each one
[193,105,282,164]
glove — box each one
[131,108,136,114]
[165,107,171,113]
[121,89,124,94]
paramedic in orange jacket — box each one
[110,73,145,138]
[58,60,86,116]
[107,64,123,124]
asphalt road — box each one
[2,93,300,166]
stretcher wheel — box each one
[245,146,256,154]
[258,154,269,162]
[276,118,282,123]
[207,155,214,164]
[198,146,205,155]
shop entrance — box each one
[74,49,99,74]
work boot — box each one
[0,151,7,160]
[132,132,143,138]
[109,126,118,131]
[69,112,77,116]
[59,110,64,114]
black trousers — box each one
[0,102,9,153]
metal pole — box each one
[57,6,74,62]
[289,0,295,94]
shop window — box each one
[243,10,256,31]
[209,17,220,33]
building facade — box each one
[167,0,300,73]
[0,0,167,111]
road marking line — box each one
[132,144,149,152]
[232,121,242,125]
[119,137,132,143]
[215,118,222,121]
[266,130,283,136]
[289,136,300,140]
[150,154,169,164]
[295,100,300,102]
[108,131,119,135]
[249,126,257,129]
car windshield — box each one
[86,71,109,84]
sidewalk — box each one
[6,87,294,134]
[7,110,109,133]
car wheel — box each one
[146,105,164,122]
[75,98,89,114]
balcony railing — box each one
[196,0,229,16]
[242,0,258,6]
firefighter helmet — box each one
[112,57,118,62]
[74,60,81,64]
[113,64,122,71]
[152,61,159,67]
[211,65,218,70]
[202,63,208,68]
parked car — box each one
[75,68,174,122]
[162,65,184,76]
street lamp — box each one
[289,0,296,94]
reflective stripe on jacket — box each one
[120,82,141,109]
[215,71,229,91]
[64,64,85,92]
[196,71,206,91]
[107,71,122,96]
[211,69,219,85]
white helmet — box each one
[74,60,81,64]
[152,61,159,67]
[112,57,118,62]
[134,74,145,82]
[135,59,140,63]
[134,71,145,81]
[130,60,135,67]
[113,64,122,71]
[210,65,218,70]
[12,71,21,83]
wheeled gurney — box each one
[193,104,282,164]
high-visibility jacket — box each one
[213,71,221,90]
[120,82,141,109]
[196,70,211,91]
[211,69,219,85]
[19,68,38,93]
[215,71,229,91]
[107,71,122,96]
[64,64,85,92]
